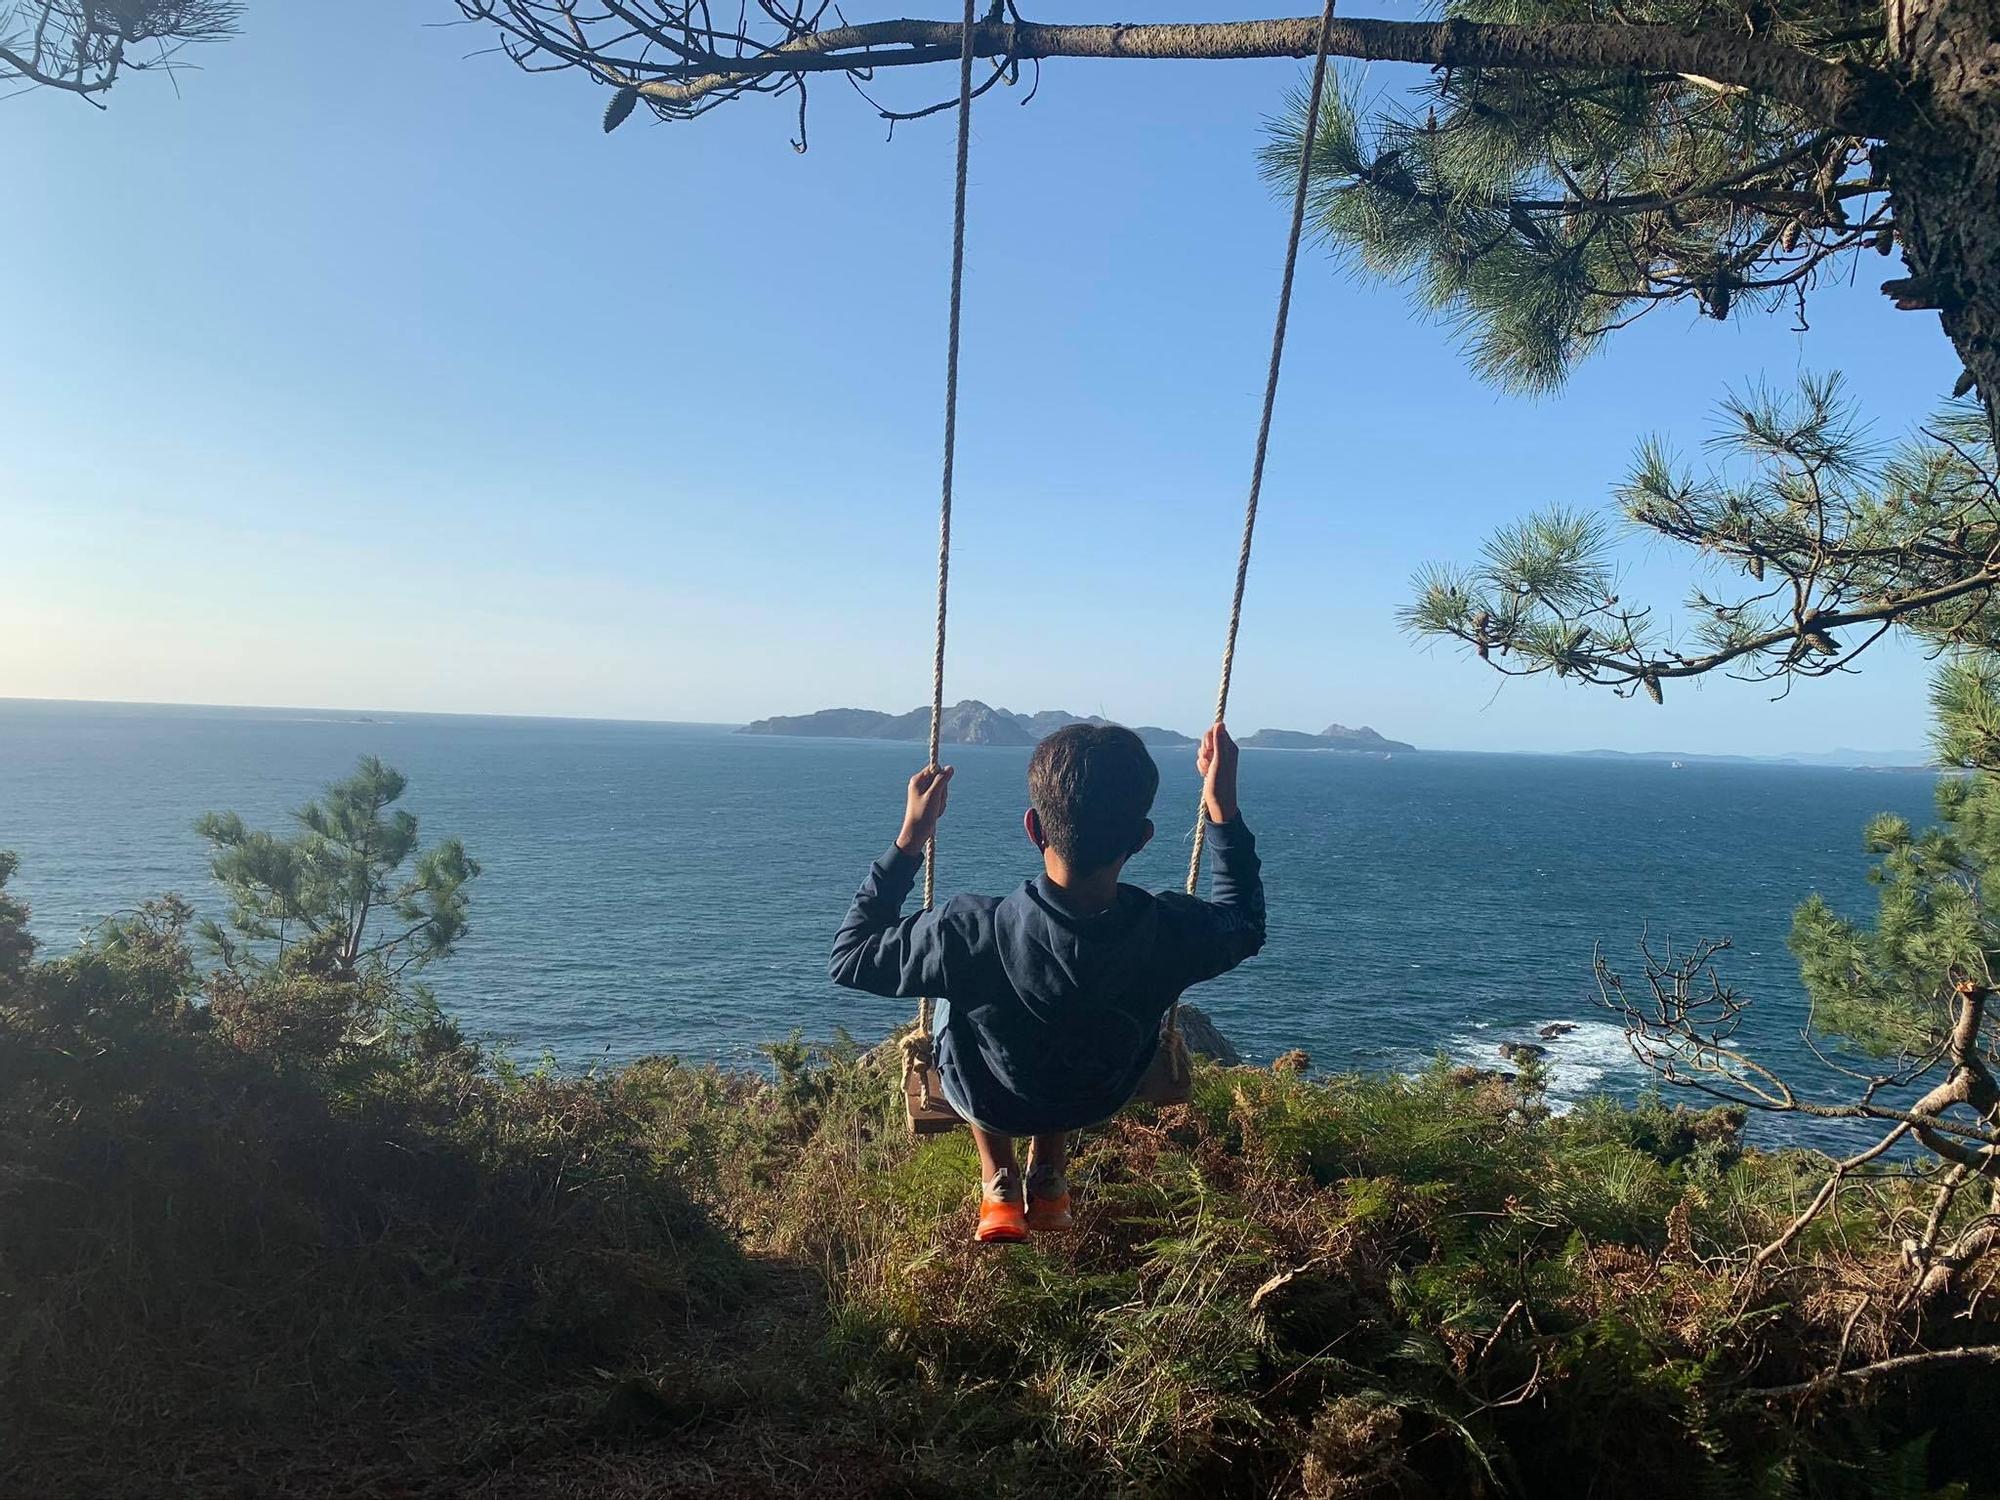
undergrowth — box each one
[1,867,1993,1498]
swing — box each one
[899,0,1341,1136]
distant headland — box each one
[1237,724,1415,753]
[737,701,1415,752]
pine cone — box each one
[603,85,640,133]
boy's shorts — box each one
[932,997,1116,1137]
[931,998,1003,1132]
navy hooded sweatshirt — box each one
[829,816,1265,1133]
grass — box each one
[2,893,1996,1498]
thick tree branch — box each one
[0,41,115,95]
[617,14,1903,133]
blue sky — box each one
[0,0,1965,753]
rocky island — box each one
[1239,723,1415,753]
[737,700,1196,746]
[739,703,1416,752]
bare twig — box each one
[1750,1343,2000,1397]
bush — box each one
[0,885,744,1497]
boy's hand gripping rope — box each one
[909,0,979,1111]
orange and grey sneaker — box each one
[975,1170,1028,1244]
[1025,1168,1073,1232]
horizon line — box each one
[0,693,1935,766]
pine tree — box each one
[1598,735,2000,1300]
[0,851,35,989]
[1467,376,2000,1301]
[196,757,480,977]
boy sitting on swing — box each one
[830,722,1266,1242]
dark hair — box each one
[1027,724,1160,872]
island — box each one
[739,704,1415,753]
[738,700,1196,746]
[1239,722,1415,753]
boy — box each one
[829,721,1265,1243]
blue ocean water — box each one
[0,699,1943,1114]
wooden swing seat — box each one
[904,1060,962,1135]
[902,1027,1194,1135]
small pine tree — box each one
[1459,375,2000,1301]
[196,757,480,977]
[1597,733,2000,1300]
[0,850,36,989]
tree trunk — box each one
[1882,0,2000,430]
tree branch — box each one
[1749,1343,2000,1397]
[0,42,115,95]
[605,13,1901,133]
[1460,562,2000,692]
[1750,1122,1913,1270]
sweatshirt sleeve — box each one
[828,844,958,998]
[1161,814,1267,986]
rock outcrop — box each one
[1174,1003,1241,1066]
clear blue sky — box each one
[0,0,1964,753]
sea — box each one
[0,699,1945,1129]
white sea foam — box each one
[1431,1018,1645,1114]
[1538,1020,1646,1108]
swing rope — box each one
[906,0,1340,1093]
[1168,0,1339,1047]
[906,0,979,1109]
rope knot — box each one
[901,1024,942,1111]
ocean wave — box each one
[1432,1017,1646,1113]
